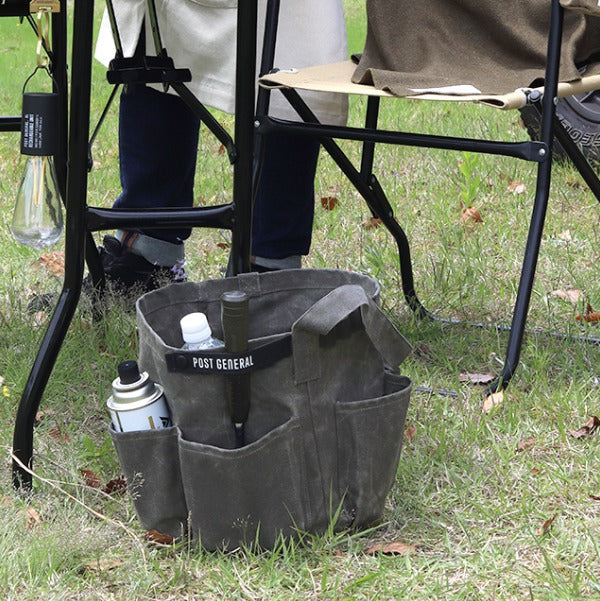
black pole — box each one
[256,0,280,117]
[52,0,68,200]
[488,0,564,392]
[360,97,380,177]
[13,0,95,489]
[229,0,257,275]
[259,108,545,162]
[252,0,281,207]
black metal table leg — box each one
[229,0,256,275]
[12,0,95,489]
[12,0,258,488]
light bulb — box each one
[11,155,63,249]
[11,87,64,249]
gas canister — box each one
[107,360,171,432]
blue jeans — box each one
[115,84,319,258]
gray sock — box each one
[253,255,302,270]
[117,230,184,267]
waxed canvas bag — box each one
[110,269,412,550]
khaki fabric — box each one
[352,0,600,97]
[561,0,600,16]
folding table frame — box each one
[6,0,259,488]
[256,0,600,393]
[5,0,599,489]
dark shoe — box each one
[85,235,186,294]
[26,236,186,314]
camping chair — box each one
[256,0,600,395]
[9,0,259,488]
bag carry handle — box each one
[292,284,412,384]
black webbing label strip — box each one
[165,335,292,374]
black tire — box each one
[519,90,600,162]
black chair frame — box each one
[255,0,600,395]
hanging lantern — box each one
[10,8,63,249]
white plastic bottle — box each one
[180,312,224,350]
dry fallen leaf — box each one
[589,494,600,501]
[216,242,230,250]
[32,310,49,328]
[460,206,483,224]
[483,390,504,413]
[82,558,125,573]
[145,529,175,546]
[508,181,526,194]
[80,469,102,489]
[25,506,41,529]
[365,541,416,556]
[536,513,557,536]
[575,304,600,323]
[48,427,71,444]
[363,217,382,229]
[320,196,339,211]
[549,289,582,304]
[34,407,55,423]
[569,416,600,439]
[459,371,495,385]
[516,436,536,453]
[103,476,127,496]
[33,251,65,277]
[405,423,417,442]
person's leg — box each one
[97,83,200,290]
[113,82,200,252]
[251,131,320,270]
[115,83,200,243]
[102,91,320,287]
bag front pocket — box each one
[110,426,188,538]
[178,418,308,550]
[335,373,411,528]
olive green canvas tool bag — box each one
[110,269,412,550]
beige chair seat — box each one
[260,60,600,110]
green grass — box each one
[0,3,599,600]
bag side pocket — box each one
[110,426,187,538]
[335,372,411,528]
[178,418,307,550]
